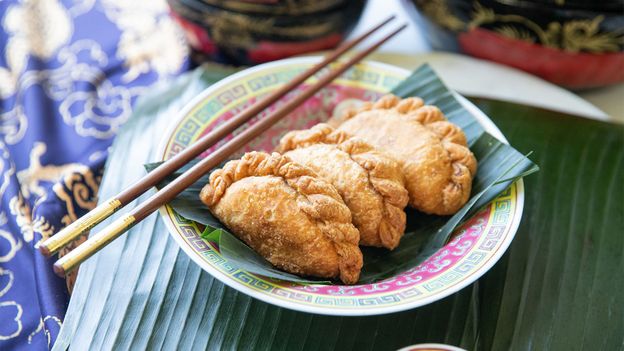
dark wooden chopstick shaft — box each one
[135,25,408,220]
[53,23,408,276]
[116,14,396,205]
[38,15,397,257]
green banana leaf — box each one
[144,129,537,284]
[55,65,623,351]
[201,228,331,284]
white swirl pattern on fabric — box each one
[0,0,189,348]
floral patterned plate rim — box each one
[156,57,525,316]
[397,343,467,351]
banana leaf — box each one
[144,130,537,284]
[55,65,623,351]
[202,228,332,284]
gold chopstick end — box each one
[53,262,66,277]
[38,242,52,257]
[53,214,136,275]
[39,198,122,256]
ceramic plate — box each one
[397,343,467,351]
[157,57,525,316]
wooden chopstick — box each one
[52,23,408,276]
[37,15,397,257]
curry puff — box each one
[331,95,477,215]
[199,151,363,284]
[277,124,409,250]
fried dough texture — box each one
[332,95,477,215]
[278,123,408,249]
[199,151,363,284]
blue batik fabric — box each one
[0,1,189,349]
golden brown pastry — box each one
[199,151,363,284]
[277,123,409,250]
[331,94,477,215]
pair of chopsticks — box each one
[39,16,406,276]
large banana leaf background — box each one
[53,65,623,350]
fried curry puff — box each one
[278,123,409,250]
[199,151,363,284]
[332,94,477,215]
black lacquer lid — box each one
[493,0,624,12]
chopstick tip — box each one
[387,23,409,37]
[37,243,52,257]
[378,15,397,28]
[53,263,66,277]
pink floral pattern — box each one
[292,208,489,296]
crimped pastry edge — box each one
[278,124,409,249]
[335,94,478,214]
[199,151,362,284]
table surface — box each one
[346,0,624,121]
[56,65,624,351]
